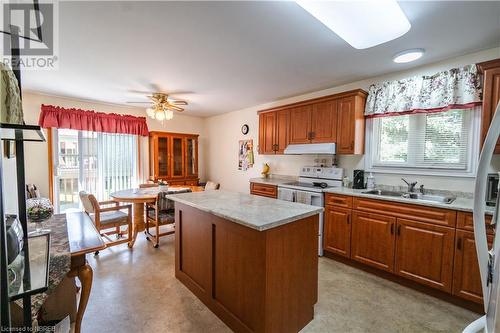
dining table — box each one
[110,185,204,247]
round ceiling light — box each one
[393,49,425,63]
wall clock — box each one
[241,124,249,135]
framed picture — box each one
[238,139,254,171]
[4,141,15,159]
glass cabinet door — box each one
[158,136,169,178]
[171,136,184,178]
[186,137,197,178]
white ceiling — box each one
[22,1,500,116]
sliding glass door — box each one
[52,129,138,213]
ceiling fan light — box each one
[146,108,155,118]
[165,110,174,120]
[156,111,165,121]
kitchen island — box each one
[166,190,322,333]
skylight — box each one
[296,0,411,49]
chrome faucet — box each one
[401,178,418,192]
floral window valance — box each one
[365,64,482,118]
[38,104,149,136]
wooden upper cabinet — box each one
[351,211,396,272]
[337,95,366,154]
[478,58,500,153]
[311,100,337,143]
[149,131,199,182]
[394,218,455,292]
[323,206,351,258]
[258,110,288,155]
[258,89,367,154]
[289,105,312,144]
[259,111,277,154]
[275,110,289,153]
[453,230,493,304]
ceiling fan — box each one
[127,92,188,121]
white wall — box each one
[21,92,206,197]
[205,47,500,193]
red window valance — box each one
[38,104,149,136]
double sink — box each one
[362,189,456,204]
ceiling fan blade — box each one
[166,105,184,112]
[168,100,188,105]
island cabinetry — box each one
[258,89,367,155]
[174,202,319,333]
[250,183,277,198]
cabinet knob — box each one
[457,237,462,250]
[397,225,401,236]
[390,223,394,234]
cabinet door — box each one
[478,60,500,153]
[157,136,170,179]
[185,136,198,178]
[311,100,337,143]
[395,218,455,292]
[336,97,355,154]
[275,110,289,154]
[171,136,185,178]
[289,105,312,144]
[323,206,351,258]
[453,230,493,304]
[259,112,276,154]
[351,211,396,272]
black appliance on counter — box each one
[487,173,499,207]
[353,170,365,189]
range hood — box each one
[284,143,336,155]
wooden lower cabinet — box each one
[394,218,455,292]
[323,206,351,258]
[351,211,396,272]
[453,230,493,303]
[250,183,277,198]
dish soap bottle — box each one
[366,173,376,189]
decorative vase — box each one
[159,185,169,192]
[26,198,53,235]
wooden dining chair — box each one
[145,188,191,248]
[79,191,133,253]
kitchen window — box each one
[366,108,480,176]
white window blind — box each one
[369,108,478,174]
[53,129,138,213]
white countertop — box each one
[249,176,297,186]
[324,187,495,215]
[166,190,323,231]
[249,177,495,215]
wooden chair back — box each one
[79,191,99,213]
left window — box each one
[52,129,138,213]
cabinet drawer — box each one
[185,179,199,186]
[353,197,456,227]
[457,212,494,235]
[250,183,277,198]
[325,193,353,208]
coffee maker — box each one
[353,170,365,189]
